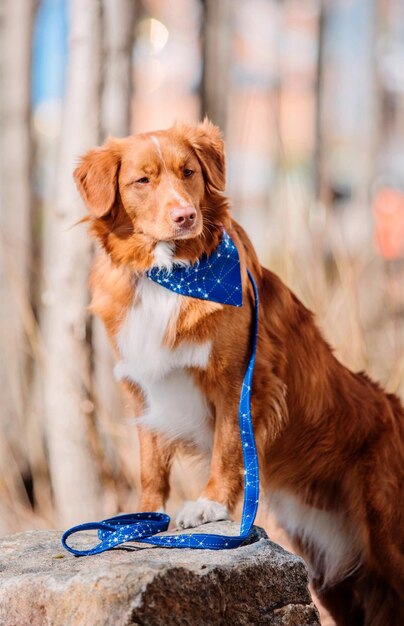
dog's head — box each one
[74,120,230,271]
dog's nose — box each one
[170,205,196,228]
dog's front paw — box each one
[175,498,230,529]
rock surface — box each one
[0,521,320,626]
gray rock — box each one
[0,521,320,626]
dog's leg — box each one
[360,573,404,626]
[137,426,174,512]
[313,576,364,626]
[366,508,404,598]
[176,400,242,528]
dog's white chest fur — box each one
[114,277,213,451]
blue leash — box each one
[62,270,260,555]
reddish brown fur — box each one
[75,120,404,626]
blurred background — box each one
[0,1,403,622]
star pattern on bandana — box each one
[146,229,243,307]
[61,243,260,555]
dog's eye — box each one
[184,169,194,178]
[136,176,149,184]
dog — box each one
[74,120,404,626]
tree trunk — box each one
[89,0,137,482]
[42,0,103,527]
[200,0,233,132]
[314,0,326,204]
[0,0,35,533]
[101,0,136,138]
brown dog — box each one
[74,120,404,626]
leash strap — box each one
[62,271,260,555]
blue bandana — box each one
[62,230,260,555]
[146,229,243,306]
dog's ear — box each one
[74,140,120,217]
[181,119,226,192]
